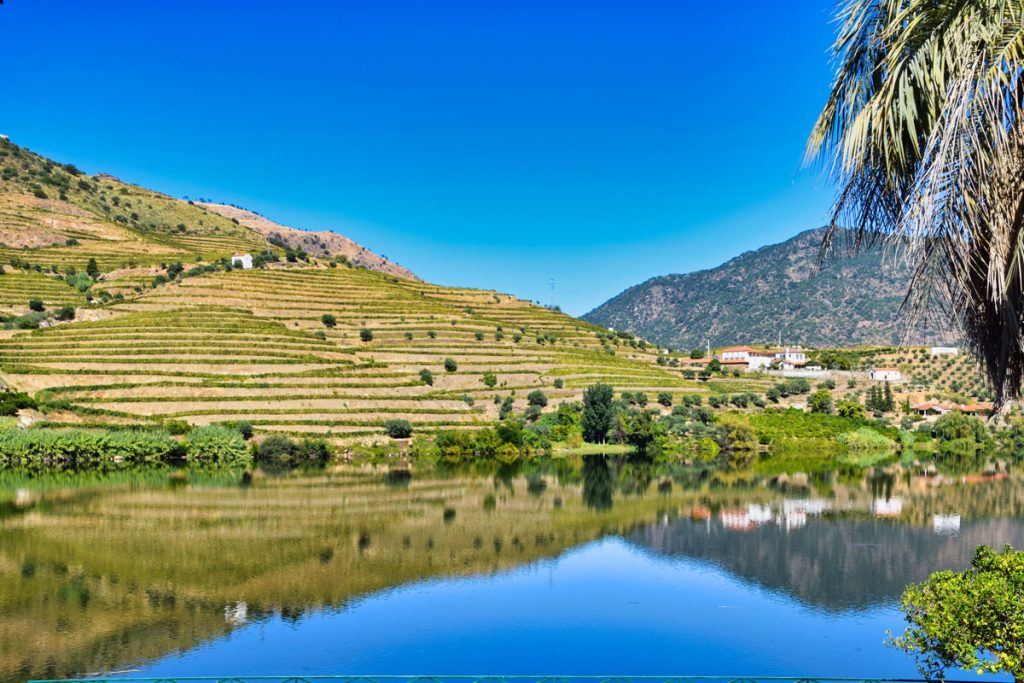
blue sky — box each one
[1,0,838,315]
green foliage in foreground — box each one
[184,426,249,464]
[892,544,1024,681]
[0,428,182,466]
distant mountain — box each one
[584,228,946,350]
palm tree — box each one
[807,0,1024,414]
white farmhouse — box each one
[869,367,903,382]
[776,346,807,364]
[929,346,959,356]
[231,253,254,270]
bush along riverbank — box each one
[0,423,336,471]
[3,382,1021,474]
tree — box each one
[836,398,867,421]
[481,371,497,388]
[623,409,662,454]
[527,390,548,408]
[706,358,721,373]
[419,368,433,385]
[689,348,706,359]
[498,396,514,420]
[581,383,615,443]
[27,299,44,312]
[385,419,413,439]
[808,388,833,414]
[884,381,895,411]
[553,377,564,389]
[443,357,457,372]
[321,314,336,328]
[892,545,1024,681]
[86,258,100,279]
[53,305,75,321]
[807,3,1024,412]
[359,328,374,342]
[657,391,673,407]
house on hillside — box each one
[912,400,992,417]
[869,367,902,382]
[719,346,760,363]
[930,346,959,356]
[231,253,254,270]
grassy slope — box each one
[0,265,761,440]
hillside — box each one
[0,137,413,286]
[584,229,948,350]
[198,202,417,280]
[0,139,745,442]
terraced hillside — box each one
[0,265,742,441]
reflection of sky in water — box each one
[136,537,996,679]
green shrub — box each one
[527,390,548,407]
[385,419,414,438]
[321,314,337,328]
[27,299,44,312]
[482,371,497,388]
[360,328,374,342]
[0,392,36,416]
[53,305,76,321]
[186,426,249,464]
[444,357,458,372]
[554,378,564,389]
[419,368,434,385]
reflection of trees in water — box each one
[582,455,614,510]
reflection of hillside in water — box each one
[629,476,1024,612]
[2,463,1023,682]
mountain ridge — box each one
[583,228,949,349]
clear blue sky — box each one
[1,0,838,315]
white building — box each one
[930,346,959,356]
[231,253,254,270]
[869,367,903,382]
[776,347,807,364]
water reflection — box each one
[0,456,1022,682]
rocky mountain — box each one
[584,228,947,350]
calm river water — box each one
[2,457,1022,682]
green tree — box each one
[808,388,833,414]
[623,409,662,454]
[444,357,458,372]
[481,371,497,388]
[498,396,515,420]
[689,348,706,359]
[384,419,413,439]
[86,258,100,279]
[359,328,374,342]
[706,358,721,373]
[657,391,673,407]
[321,314,336,328]
[892,545,1024,681]
[808,2,1024,411]
[884,381,895,411]
[581,383,615,443]
[27,299,44,312]
[836,398,867,421]
[527,389,548,408]
[419,368,434,385]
